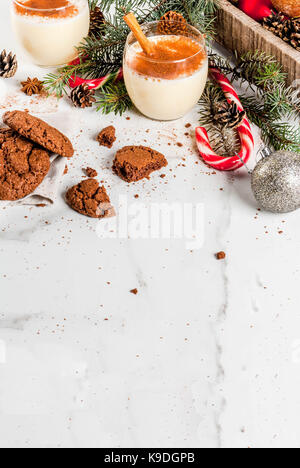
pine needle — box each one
[240,95,300,152]
[95,82,132,115]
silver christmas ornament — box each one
[251,150,300,213]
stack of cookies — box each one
[0,110,73,201]
[0,113,169,219]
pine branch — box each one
[43,62,89,98]
[209,51,300,121]
[95,82,132,115]
[234,51,286,91]
[240,95,300,152]
[210,51,287,92]
[264,84,300,119]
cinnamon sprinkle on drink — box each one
[14,0,79,18]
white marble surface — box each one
[1,0,300,449]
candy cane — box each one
[195,67,254,171]
[69,69,123,90]
[68,58,123,90]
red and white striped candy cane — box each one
[69,68,123,90]
[195,67,254,171]
[68,58,123,90]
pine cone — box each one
[0,50,17,78]
[263,12,300,51]
[70,84,96,108]
[212,101,246,129]
[158,11,187,36]
[278,18,300,51]
[262,11,285,35]
[89,6,105,37]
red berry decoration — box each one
[239,0,272,21]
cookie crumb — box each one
[216,251,226,260]
[130,288,138,295]
[63,165,68,175]
[97,126,116,148]
[113,146,167,183]
[84,167,98,178]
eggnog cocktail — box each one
[123,23,208,121]
[11,0,90,66]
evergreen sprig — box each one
[95,81,132,115]
[240,95,300,152]
[43,62,90,98]
[210,51,286,91]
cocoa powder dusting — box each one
[14,0,78,18]
[128,36,206,80]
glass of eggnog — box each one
[11,0,90,67]
[123,21,208,121]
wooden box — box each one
[216,0,300,85]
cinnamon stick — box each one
[124,12,155,56]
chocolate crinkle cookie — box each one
[3,110,74,158]
[66,178,115,219]
[0,128,51,201]
[113,146,168,182]
[97,126,116,148]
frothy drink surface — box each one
[128,36,206,80]
[14,0,79,18]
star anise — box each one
[21,77,44,96]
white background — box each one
[1,0,300,449]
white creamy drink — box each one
[11,0,90,66]
[124,33,208,121]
